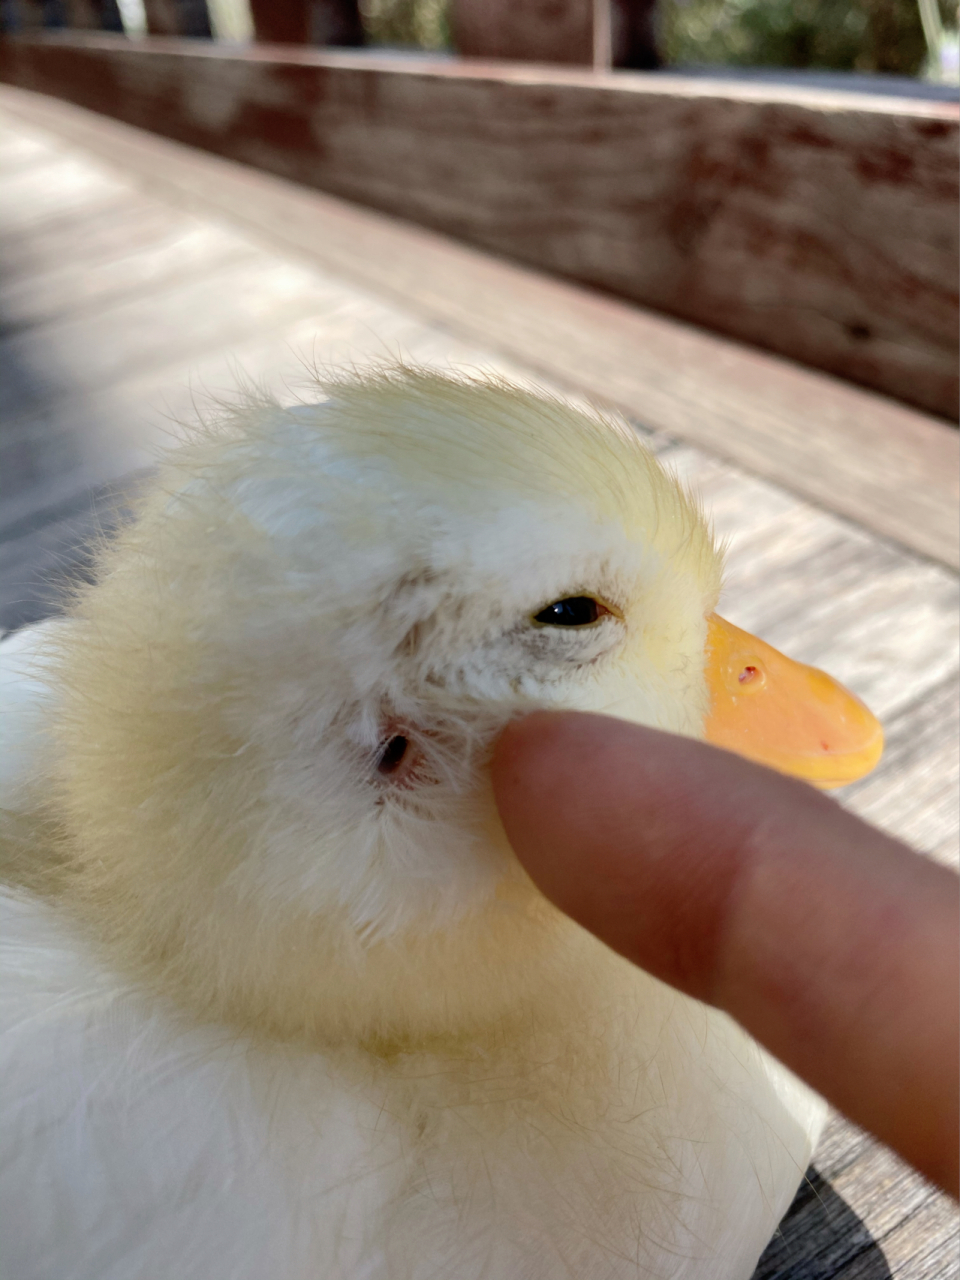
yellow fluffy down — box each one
[3,371,832,1280]
[24,369,723,1051]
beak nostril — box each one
[377,735,409,775]
[706,613,883,787]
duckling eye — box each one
[533,596,604,628]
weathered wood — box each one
[0,252,349,421]
[0,149,130,235]
[62,0,105,31]
[0,124,52,170]
[451,0,660,69]
[843,675,959,868]
[2,84,955,572]
[141,0,211,37]
[247,0,363,46]
[610,0,661,69]
[0,474,147,631]
[1,100,956,1275]
[451,0,601,67]
[0,198,252,332]
[141,0,182,35]
[781,1114,960,1280]
[247,0,311,42]
[663,444,960,721]
[0,33,955,420]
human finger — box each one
[491,711,959,1196]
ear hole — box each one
[373,728,428,791]
[377,735,409,775]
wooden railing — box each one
[1,6,957,420]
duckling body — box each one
[0,882,822,1280]
[1,372,829,1279]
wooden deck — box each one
[1,83,957,1278]
[3,33,958,420]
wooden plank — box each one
[5,103,954,762]
[4,105,955,851]
[247,0,312,42]
[0,473,149,633]
[665,444,960,723]
[755,1155,897,1277]
[843,675,959,868]
[451,0,661,69]
[141,0,212,37]
[451,0,599,67]
[1,389,166,535]
[0,120,576,630]
[1,87,956,573]
[0,150,130,236]
[0,206,543,567]
[803,1116,959,1280]
[0,254,354,421]
[0,34,956,419]
[247,0,364,46]
[874,1190,960,1280]
[0,209,256,333]
[0,192,183,291]
[0,125,55,172]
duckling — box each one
[0,369,882,1280]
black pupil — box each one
[534,597,600,627]
[377,735,409,774]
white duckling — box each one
[0,369,882,1280]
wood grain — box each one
[451,0,598,66]
[0,149,130,236]
[0,97,956,1278]
[842,676,959,868]
[0,33,956,418]
[663,444,960,721]
[0,204,251,333]
[1,84,956,571]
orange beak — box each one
[704,614,883,789]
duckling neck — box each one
[65,851,628,1049]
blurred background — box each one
[359,0,960,82]
[2,0,958,83]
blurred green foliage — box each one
[358,0,450,47]
[661,0,955,74]
[356,0,957,77]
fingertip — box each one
[490,710,564,787]
[491,712,705,973]
[491,711,604,890]
[491,710,591,782]
[490,711,791,1000]
[493,711,620,827]
[491,713,960,1196]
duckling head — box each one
[48,370,879,1046]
